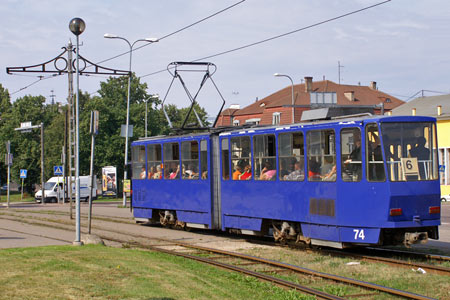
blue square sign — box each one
[20,169,27,179]
[54,166,63,176]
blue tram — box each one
[131,115,441,248]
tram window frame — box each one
[221,138,230,180]
[230,136,252,180]
[340,128,362,182]
[200,140,208,180]
[181,141,199,180]
[163,142,180,180]
[278,132,304,181]
[131,145,146,180]
[253,134,277,181]
[366,123,386,182]
[306,129,336,182]
[147,144,162,180]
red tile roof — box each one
[233,80,403,116]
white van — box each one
[35,176,97,203]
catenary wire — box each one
[10,74,63,95]
[8,1,246,96]
[90,0,246,67]
[140,0,392,78]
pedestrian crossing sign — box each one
[20,169,27,179]
[54,166,63,175]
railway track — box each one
[2,208,450,271]
[0,210,441,299]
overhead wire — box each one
[10,74,63,95]
[140,0,392,78]
[90,0,246,67]
[8,0,246,96]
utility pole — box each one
[338,61,344,85]
[49,90,56,106]
[88,110,99,234]
[67,40,74,219]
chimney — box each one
[344,91,355,102]
[412,108,416,116]
[438,105,442,116]
[369,81,377,90]
[304,76,313,92]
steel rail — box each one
[166,241,436,300]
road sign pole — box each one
[21,178,24,202]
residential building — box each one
[216,77,404,127]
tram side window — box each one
[231,136,252,180]
[366,124,385,182]
[221,139,230,180]
[181,141,199,180]
[163,142,180,179]
[254,134,276,181]
[306,130,336,181]
[278,132,304,181]
[200,140,208,180]
[131,145,146,180]
[147,144,162,180]
[341,128,362,182]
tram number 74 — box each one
[353,229,365,240]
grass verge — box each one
[0,245,313,300]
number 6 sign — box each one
[401,157,419,176]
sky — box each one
[1,0,449,118]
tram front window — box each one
[381,122,438,181]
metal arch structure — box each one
[6,46,129,76]
[161,61,226,132]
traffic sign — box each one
[54,165,63,176]
[20,169,27,179]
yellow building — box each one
[391,94,450,197]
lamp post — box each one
[104,34,158,206]
[274,73,295,124]
[69,17,86,246]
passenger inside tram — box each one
[260,161,276,180]
[239,164,252,180]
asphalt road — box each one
[0,201,449,254]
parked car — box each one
[441,195,450,202]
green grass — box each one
[0,192,34,203]
[0,245,311,300]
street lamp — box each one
[69,17,85,246]
[104,34,158,207]
[274,73,295,124]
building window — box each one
[272,112,281,125]
[439,148,449,186]
[245,118,260,126]
[310,92,337,106]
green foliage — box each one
[0,74,209,193]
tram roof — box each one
[132,114,435,144]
